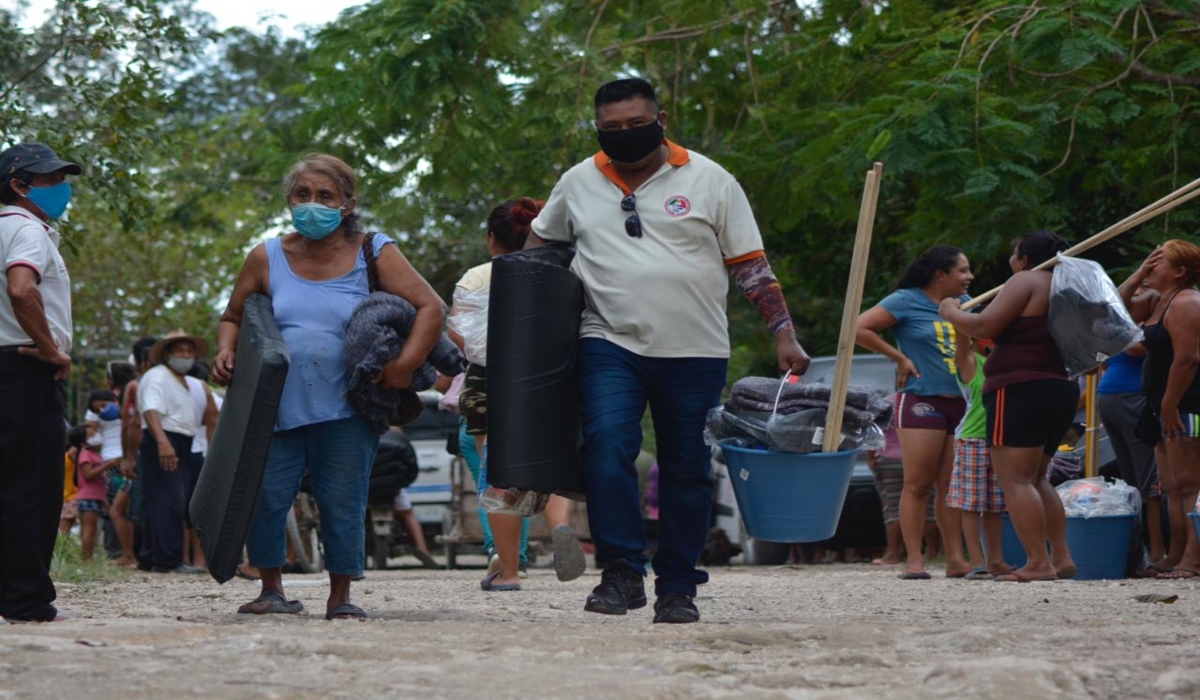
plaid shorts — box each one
[946,438,1005,513]
[872,461,937,525]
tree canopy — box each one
[3,0,1198,389]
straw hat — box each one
[149,329,210,365]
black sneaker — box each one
[584,562,647,615]
[652,593,700,624]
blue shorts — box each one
[77,498,108,515]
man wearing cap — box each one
[137,329,210,574]
[0,143,80,622]
[527,79,810,624]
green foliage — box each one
[5,0,1200,381]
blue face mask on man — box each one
[98,403,120,421]
[25,181,73,219]
[291,202,345,240]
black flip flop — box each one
[898,571,932,580]
[325,603,369,621]
[237,590,303,615]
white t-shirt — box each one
[185,377,223,455]
[455,261,491,294]
[0,206,73,351]
[84,409,124,461]
[531,142,764,358]
[138,365,200,437]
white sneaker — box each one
[486,553,502,578]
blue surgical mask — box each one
[25,181,73,219]
[99,403,120,421]
[291,202,345,240]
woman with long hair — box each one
[856,245,974,579]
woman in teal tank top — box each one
[212,154,445,620]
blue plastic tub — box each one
[721,445,857,543]
[1000,512,1133,580]
[999,514,1027,569]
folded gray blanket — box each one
[726,395,884,430]
[726,377,893,429]
[730,376,874,412]
[344,292,465,433]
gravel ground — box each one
[2,561,1199,699]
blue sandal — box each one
[480,571,522,592]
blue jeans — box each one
[579,338,727,598]
[245,416,379,576]
[460,420,529,565]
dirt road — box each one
[2,563,1198,699]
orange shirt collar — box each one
[592,140,690,195]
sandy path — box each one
[2,564,1199,699]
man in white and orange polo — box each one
[528,78,810,624]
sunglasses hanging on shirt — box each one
[620,194,643,238]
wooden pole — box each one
[1084,373,1100,478]
[824,162,884,453]
[962,177,1200,310]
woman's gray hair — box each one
[282,153,362,235]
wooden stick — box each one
[1084,373,1099,479]
[824,162,884,452]
[962,177,1200,310]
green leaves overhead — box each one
[3,0,1198,383]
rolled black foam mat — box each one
[485,244,586,495]
[189,294,290,583]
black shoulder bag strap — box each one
[361,232,380,293]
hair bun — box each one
[510,197,544,227]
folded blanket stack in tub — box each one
[708,377,892,453]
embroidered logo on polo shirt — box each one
[663,195,691,217]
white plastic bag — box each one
[1049,254,1142,377]
[447,285,489,366]
[1056,477,1140,518]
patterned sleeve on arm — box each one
[728,254,794,335]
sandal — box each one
[237,590,303,615]
[235,563,261,581]
[1135,560,1172,578]
[965,566,994,581]
[480,571,522,592]
[994,570,1058,583]
[1156,567,1199,580]
[325,603,369,621]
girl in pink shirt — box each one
[76,425,110,561]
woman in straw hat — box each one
[137,329,214,574]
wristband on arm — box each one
[728,253,794,336]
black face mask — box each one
[596,121,664,164]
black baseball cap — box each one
[0,143,82,178]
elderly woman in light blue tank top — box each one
[212,153,444,620]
